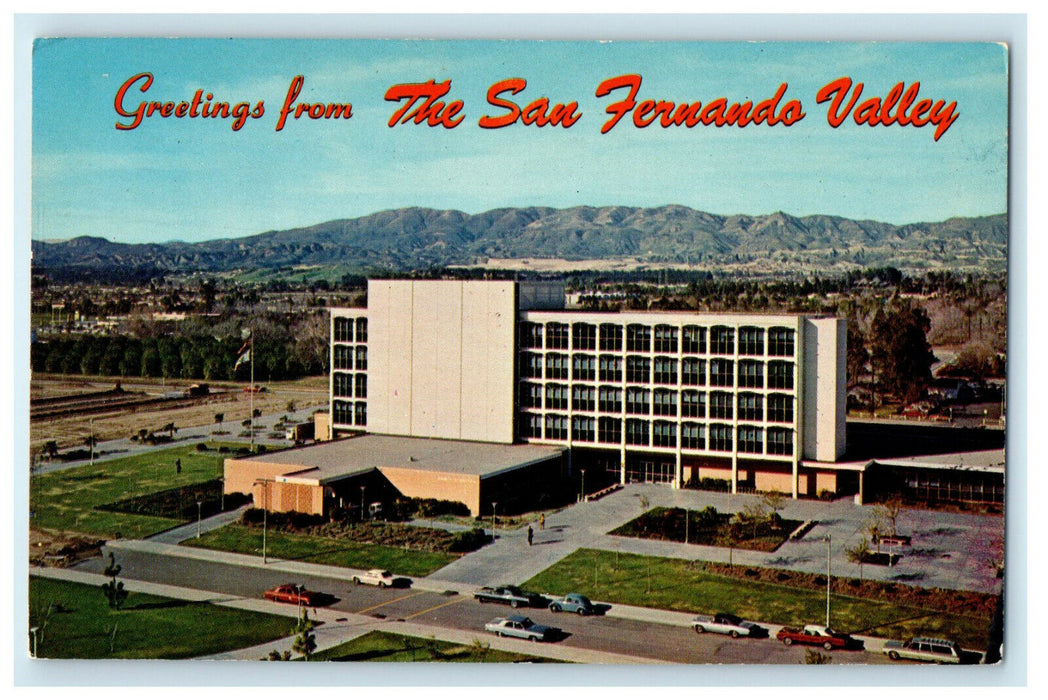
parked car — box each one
[882,637,963,664]
[692,612,767,638]
[776,624,862,650]
[484,615,560,642]
[352,569,396,588]
[263,583,323,606]
[548,593,596,615]
[474,585,544,608]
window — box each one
[653,421,677,448]
[653,357,678,384]
[768,327,795,357]
[767,394,794,423]
[626,419,650,446]
[682,358,706,385]
[355,317,368,343]
[598,416,621,444]
[654,325,679,353]
[354,402,367,427]
[681,422,705,449]
[572,416,596,442]
[546,322,569,349]
[737,392,762,421]
[520,352,543,378]
[333,400,352,425]
[573,354,596,381]
[653,389,677,416]
[626,387,651,415]
[598,386,622,413]
[545,383,568,410]
[354,374,367,399]
[682,325,706,354]
[682,390,706,418]
[710,391,733,420]
[709,424,733,451]
[626,324,651,352]
[768,361,794,390]
[738,360,764,388]
[599,323,623,351]
[710,359,734,387]
[572,385,596,412]
[334,317,353,343]
[545,353,569,380]
[355,346,368,371]
[545,414,568,440]
[521,322,543,349]
[738,426,763,454]
[626,356,650,383]
[739,327,765,355]
[519,413,543,439]
[572,323,597,350]
[768,427,793,455]
[333,372,353,398]
[520,383,543,409]
[710,326,734,354]
[334,345,353,370]
[599,355,622,382]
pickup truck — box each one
[692,613,767,638]
[474,585,544,608]
[776,624,862,650]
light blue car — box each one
[548,593,596,616]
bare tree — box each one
[875,496,904,538]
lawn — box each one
[29,576,295,659]
[309,631,554,662]
[185,524,458,577]
[522,549,993,650]
[30,444,234,539]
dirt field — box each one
[29,374,328,453]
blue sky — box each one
[31,39,1008,244]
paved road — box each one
[72,545,892,665]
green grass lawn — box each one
[309,631,555,662]
[30,444,232,539]
[522,549,992,649]
[29,576,295,659]
[185,524,458,577]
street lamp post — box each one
[491,502,497,540]
[580,469,586,503]
[29,626,39,658]
[360,486,366,521]
[196,498,203,538]
[825,535,832,628]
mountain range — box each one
[30,206,1008,275]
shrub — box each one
[818,489,836,501]
[218,446,230,454]
[195,443,209,452]
[448,527,491,553]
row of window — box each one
[520,322,795,356]
[333,345,368,371]
[519,353,794,389]
[333,316,368,344]
[518,414,793,454]
[333,372,368,399]
[332,399,367,427]
[519,384,795,421]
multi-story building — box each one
[331,279,847,499]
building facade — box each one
[331,279,847,498]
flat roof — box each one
[245,434,566,485]
[869,449,1006,474]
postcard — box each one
[24,32,1012,681]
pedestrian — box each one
[175,458,181,474]
[539,513,545,530]
[527,525,534,546]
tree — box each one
[291,610,317,660]
[761,491,786,528]
[845,536,870,582]
[43,440,59,460]
[213,413,224,435]
[286,400,297,414]
[869,298,936,405]
[101,552,128,609]
[161,422,177,439]
[875,496,904,538]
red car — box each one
[776,625,862,650]
[264,583,323,606]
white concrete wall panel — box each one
[803,318,847,461]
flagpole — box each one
[249,331,254,448]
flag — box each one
[234,349,251,370]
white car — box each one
[352,569,395,588]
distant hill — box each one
[30,206,1008,275]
